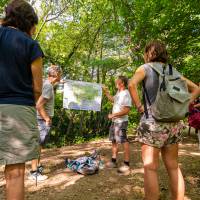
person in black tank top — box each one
[0,1,43,199]
[129,40,199,200]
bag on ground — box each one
[65,150,100,175]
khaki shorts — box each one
[0,104,39,165]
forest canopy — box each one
[1,0,199,146]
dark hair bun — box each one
[2,0,38,35]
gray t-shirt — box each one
[37,80,54,119]
[112,89,132,123]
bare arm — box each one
[128,66,146,113]
[191,87,200,102]
[194,103,200,108]
[31,57,43,102]
[36,96,52,125]
[181,76,199,102]
[102,85,114,102]
[108,106,130,119]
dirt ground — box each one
[0,130,200,200]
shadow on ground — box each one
[0,130,199,200]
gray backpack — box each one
[143,63,191,122]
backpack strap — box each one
[142,63,172,118]
[148,63,165,76]
[160,65,166,91]
[148,63,173,76]
[148,63,173,92]
[168,64,173,75]
[160,64,173,91]
[142,80,151,119]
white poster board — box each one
[63,80,102,111]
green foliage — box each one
[49,93,111,146]
[1,0,199,146]
[0,0,8,14]
[35,0,199,146]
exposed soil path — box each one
[0,132,200,200]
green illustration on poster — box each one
[63,80,102,111]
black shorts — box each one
[109,121,128,144]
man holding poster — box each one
[103,76,131,175]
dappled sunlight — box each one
[0,137,200,199]
[185,176,199,186]
[0,167,5,187]
[130,167,144,174]
[179,149,200,157]
[122,184,132,195]
[180,143,197,147]
[26,171,84,192]
[25,140,112,170]
[184,196,192,200]
[0,178,5,187]
[110,187,123,195]
[108,176,118,183]
[132,148,142,152]
[132,185,144,194]
[189,152,200,156]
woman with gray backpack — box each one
[128,40,199,200]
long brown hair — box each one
[144,40,168,63]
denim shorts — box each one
[109,121,128,144]
[37,119,51,146]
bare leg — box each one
[188,126,191,136]
[161,144,185,200]
[197,130,200,150]
[112,142,118,159]
[31,159,38,171]
[142,144,160,200]
[123,142,130,162]
[31,146,41,171]
[5,163,25,200]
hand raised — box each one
[102,85,109,93]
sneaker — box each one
[37,165,44,173]
[28,171,48,181]
[106,161,117,168]
[117,164,130,175]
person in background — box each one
[128,40,199,200]
[0,0,43,199]
[103,76,132,175]
[193,83,200,109]
[189,82,200,149]
[28,65,61,181]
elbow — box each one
[36,100,42,110]
[33,83,42,95]
[33,88,42,96]
[128,82,137,90]
[36,103,40,110]
[196,87,200,96]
